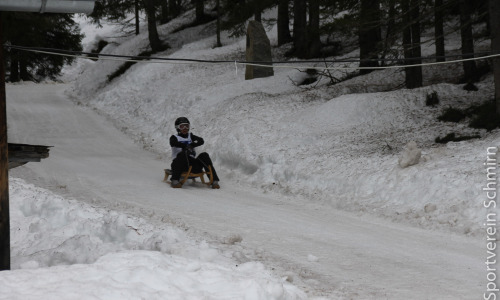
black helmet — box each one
[175,117,190,132]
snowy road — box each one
[7,83,484,299]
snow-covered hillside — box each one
[67,10,496,236]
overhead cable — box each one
[4,44,500,71]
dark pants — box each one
[171,151,220,182]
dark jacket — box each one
[169,133,204,149]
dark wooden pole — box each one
[0,11,10,271]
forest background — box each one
[2,0,500,120]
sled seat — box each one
[163,165,214,186]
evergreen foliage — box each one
[107,50,154,82]
[3,12,83,81]
[426,91,439,107]
[221,0,275,38]
[89,0,140,27]
[438,107,466,123]
[468,101,500,131]
[88,40,110,60]
[437,101,500,132]
[435,132,480,144]
[2,0,497,103]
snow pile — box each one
[65,15,498,236]
[2,177,307,300]
[398,141,421,168]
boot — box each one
[171,180,183,188]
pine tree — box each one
[358,0,381,74]
[3,12,83,81]
[169,0,181,20]
[434,0,445,62]
[160,0,169,24]
[221,0,252,37]
[293,0,308,57]
[195,0,206,23]
[307,0,321,57]
[402,0,422,89]
[135,0,140,35]
[277,0,292,46]
[89,0,139,30]
[459,0,478,82]
[216,0,222,47]
[143,0,164,52]
[380,0,396,65]
[409,0,422,86]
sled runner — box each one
[163,165,214,187]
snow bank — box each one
[3,177,307,300]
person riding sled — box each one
[169,117,220,189]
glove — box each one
[185,145,194,153]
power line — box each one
[5,44,494,64]
[4,44,500,71]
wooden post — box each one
[0,11,10,271]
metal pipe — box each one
[0,0,95,14]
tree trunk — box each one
[307,0,321,58]
[277,0,292,46]
[135,0,140,35]
[459,0,478,82]
[169,0,180,19]
[410,0,422,86]
[216,0,222,47]
[490,0,500,113]
[143,0,163,52]
[402,0,412,85]
[160,0,169,24]
[402,0,422,88]
[254,11,262,22]
[19,57,30,81]
[293,0,307,58]
[434,0,445,62]
[254,0,262,22]
[10,52,19,82]
[359,0,381,74]
[195,0,205,23]
[381,0,396,66]
[480,0,490,36]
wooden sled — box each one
[163,165,214,187]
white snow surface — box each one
[4,177,305,299]
[1,12,497,299]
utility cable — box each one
[4,44,500,71]
[5,44,495,64]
